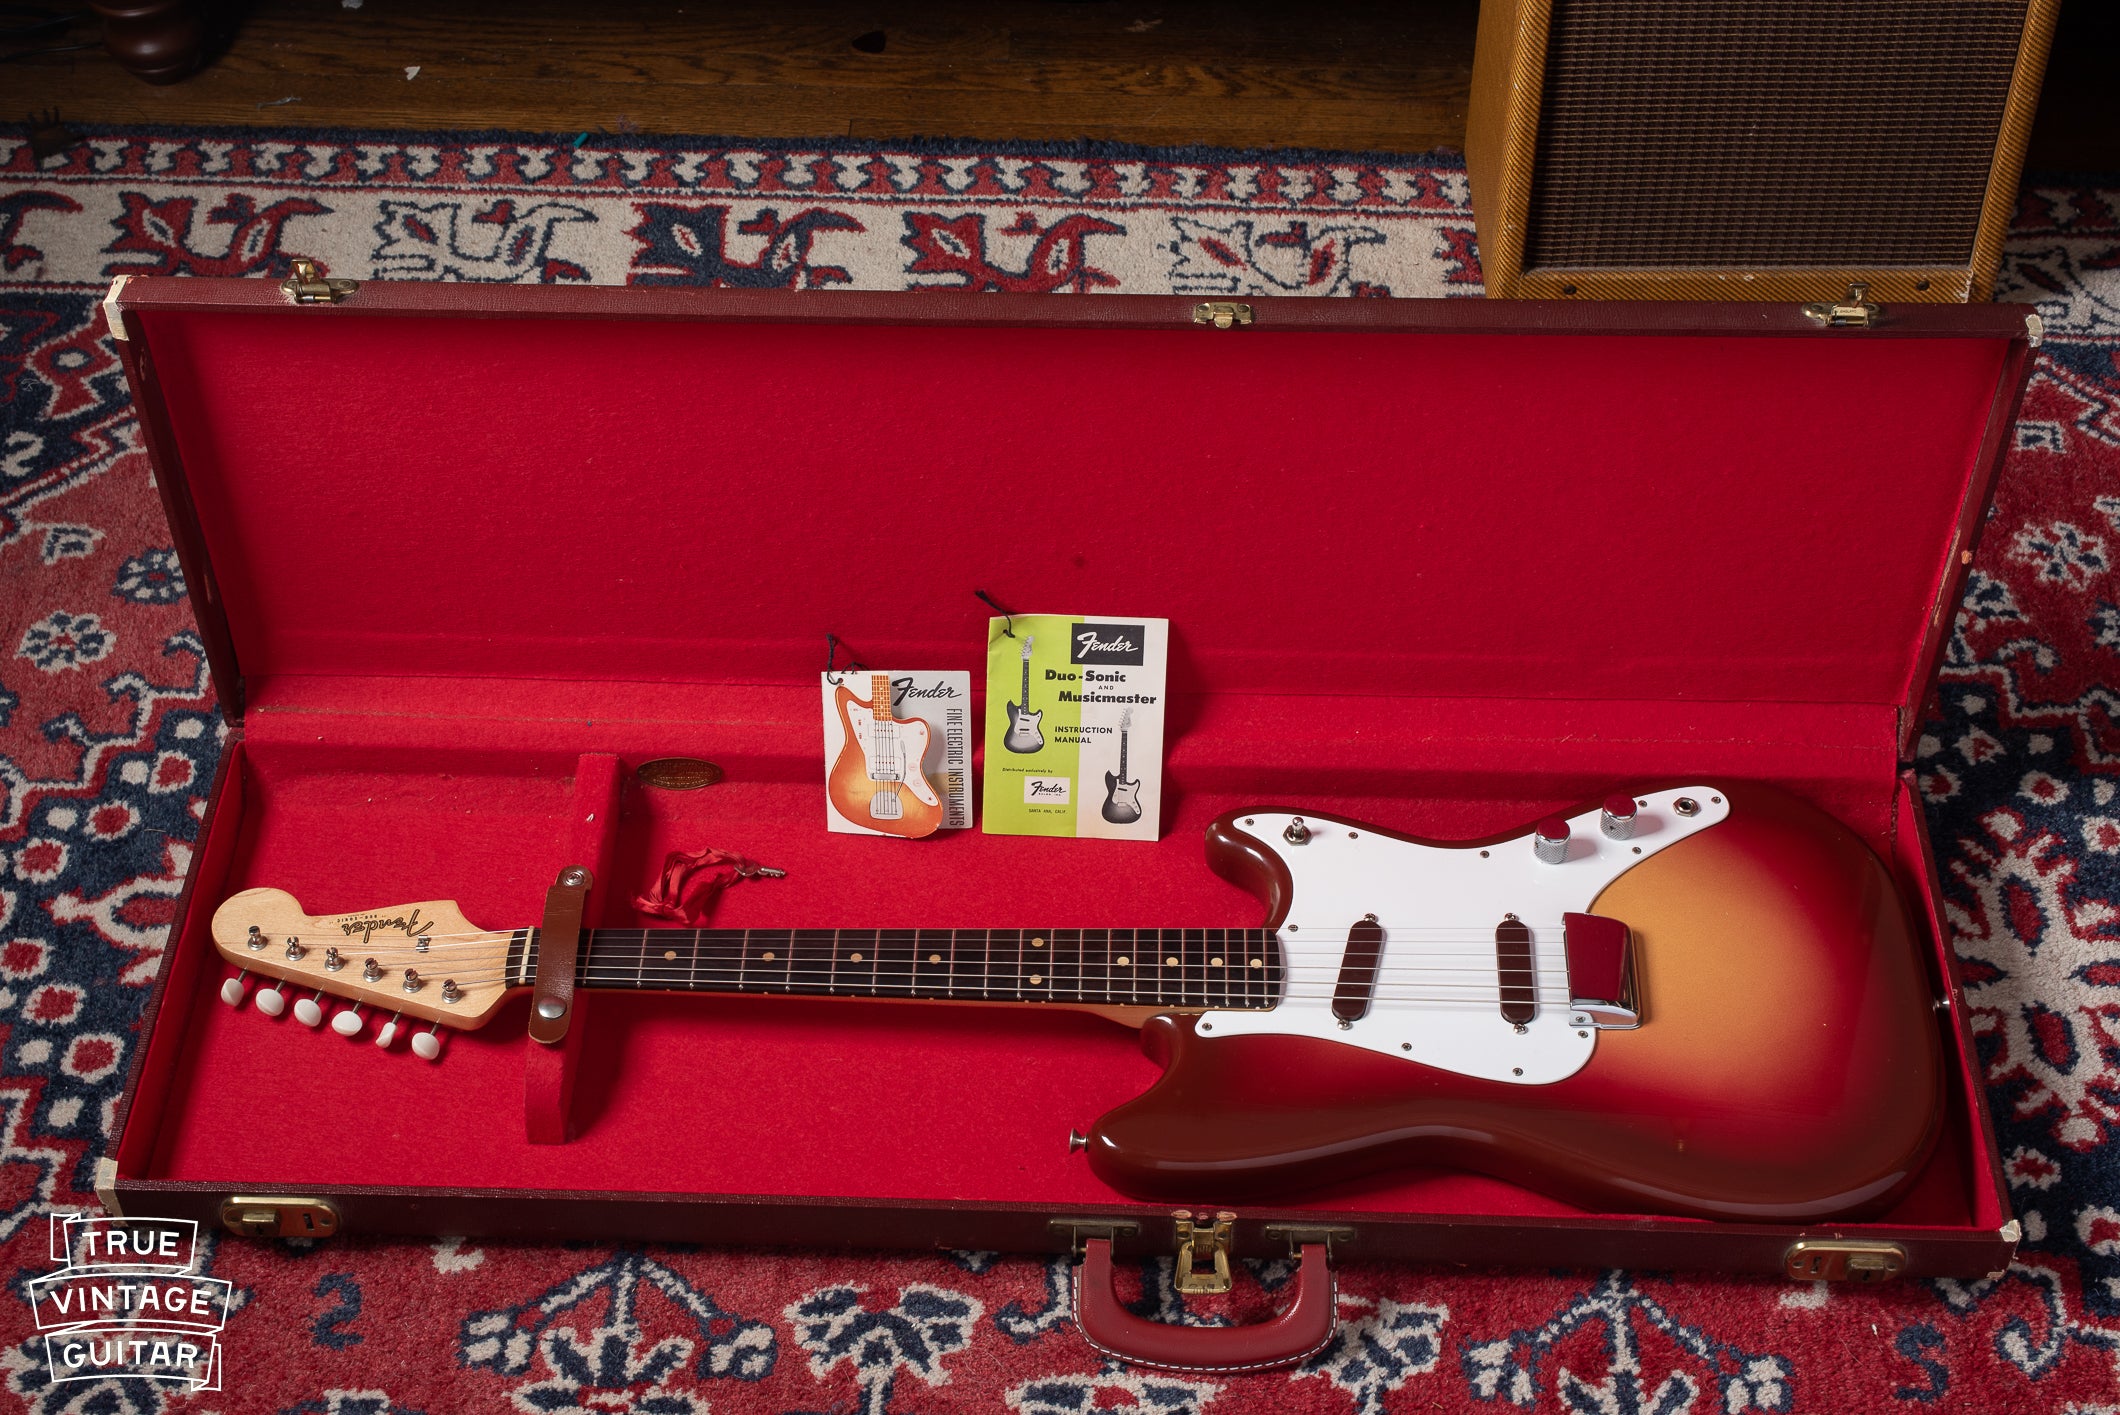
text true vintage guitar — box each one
[1101,708,1143,825]
[1003,634,1044,754]
[828,673,944,839]
[211,784,1944,1220]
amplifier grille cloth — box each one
[1525,0,2029,271]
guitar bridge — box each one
[1562,912,1639,1029]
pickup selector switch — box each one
[1600,794,1639,840]
[1533,815,1570,864]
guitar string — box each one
[228,943,1582,978]
[227,934,1591,969]
[271,987,1575,1015]
[240,965,1577,1007]
[230,926,1621,946]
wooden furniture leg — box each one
[92,0,207,84]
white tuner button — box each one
[254,985,286,1018]
[293,992,326,1028]
[375,1013,401,1049]
[1533,815,1570,865]
[1600,793,1639,840]
[410,1026,443,1061]
[220,971,248,1007]
[331,1005,364,1037]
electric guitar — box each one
[1101,708,1143,825]
[210,784,1943,1221]
[1002,635,1044,754]
[828,673,944,838]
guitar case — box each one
[101,277,2033,1371]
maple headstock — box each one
[210,888,520,1058]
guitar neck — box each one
[1020,655,1031,704]
[1119,725,1129,778]
[507,927,1281,1010]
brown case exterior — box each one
[98,279,2033,1284]
[1465,0,2059,304]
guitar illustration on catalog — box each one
[828,673,944,838]
[1003,634,1044,754]
[1101,708,1143,824]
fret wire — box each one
[1209,927,1224,1010]
[1187,926,1205,1010]
[1056,926,1078,1005]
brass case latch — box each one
[1801,282,1879,329]
[1192,301,1254,330]
[280,258,357,305]
[1784,1238,1906,1283]
[220,1195,341,1239]
[1173,1209,1235,1294]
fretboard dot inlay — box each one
[928,954,941,964]
[1251,958,1263,968]
[850,953,863,962]
[1210,957,1223,967]
[1117,957,1131,967]
[1165,956,1178,967]
[1030,974,1043,985]
[763,952,776,961]
[663,950,677,961]
[1032,937,1045,948]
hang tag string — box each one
[634,845,785,926]
[974,589,1016,637]
[824,633,869,685]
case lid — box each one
[109,281,2036,757]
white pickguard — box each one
[1195,787,1730,1084]
[845,702,942,807]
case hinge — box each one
[1783,1238,1906,1283]
[1801,283,1879,329]
[1172,1209,1235,1294]
[1262,1222,1356,1259]
[1192,301,1254,330]
[1049,1215,1141,1256]
[280,258,357,305]
[220,1195,341,1239]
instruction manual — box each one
[981,615,1167,840]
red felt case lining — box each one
[110,291,2016,1239]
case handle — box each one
[1073,1237,1337,1374]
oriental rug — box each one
[2,126,2119,1415]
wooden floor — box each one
[12,0,1480,154]
[9,0,2117,165]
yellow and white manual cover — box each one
[822,671,973,835]
[981,615,1167,840]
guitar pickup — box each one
[1562,912,1639,1029]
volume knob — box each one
[1600,793,1639,840]
[1532,815,1570,865]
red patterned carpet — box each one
[2,128,2120,1414]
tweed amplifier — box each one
[1465,0,2058,301]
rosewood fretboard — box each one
[503,927,1282,1011]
